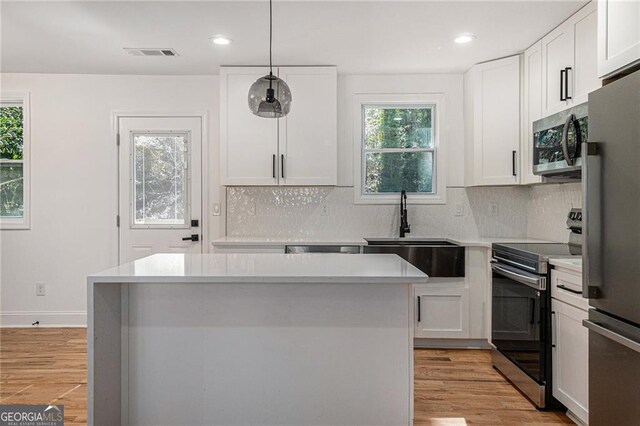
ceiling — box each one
[1,0,588,75]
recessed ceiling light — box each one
[212,36,231,46]
[454,34,476,44]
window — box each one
[354,94,445,204]
[0,93,29,228]
[132,132,189,227]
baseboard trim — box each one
[414,338,491,349]
[0,311,87,328]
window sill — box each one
[354,194,446,205]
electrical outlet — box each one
[248,203,256,216]
[453,203,464,217]
[36,282,45,296]
[489,202,499,217]
[212,203,221,216]
[321,204,329,216]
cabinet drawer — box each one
[551,269,588,310]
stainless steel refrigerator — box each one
[583,69,640,425]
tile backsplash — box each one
[226,183,581,241]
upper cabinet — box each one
[597,0,640,78]
[541,2,600,116]
[464,55,521,186]
[220,66,337,186]
[521,41,544,185]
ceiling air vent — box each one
[124,48,179,57]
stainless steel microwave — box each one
[533,102,588,178]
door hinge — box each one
[116,215,120,227]
[116,133,120,146]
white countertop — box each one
[211,236,554,249]
[550,257,583,273]
[89,253,429,284]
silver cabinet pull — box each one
[281,154,285,179]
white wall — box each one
[337,74,465,187]
[0,73,222,326]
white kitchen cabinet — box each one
[551,267,589,424]
[541,2,599,115]
[278,67,337,185]
[521,41,544,185]
[597,0,640,78]
[414,281,470,338]
[220,66,337,186]
[552,299,589,424]
[220,67,279,185]
[464,55,521,186]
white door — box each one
[414,282,469,339]
[118,116,203,264]
[542,24,574,115]
[470,55,521,186]
[277,67,337,185]
[552,298,589,424]
[572,2,600,105]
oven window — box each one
[492,270,546,383]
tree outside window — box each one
[0,103,25,218]
[362,105,435,195]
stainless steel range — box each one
[490,210,582,409]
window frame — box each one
[353,94,446,205]
[0,92,30,229]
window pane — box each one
[0,163,24,217]
[365,151,433,194]
[134,134,187,225]
[0,105,24,160]
[364,107,432,149]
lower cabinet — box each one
[552,297,589,424]
[414,281,470,339]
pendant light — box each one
[248,0,292,118]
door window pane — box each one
[365,151,434,194]
[133,134,187,226]
[0,163,24,217]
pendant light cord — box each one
[269,0,273,77]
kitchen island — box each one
[87,253,427,426]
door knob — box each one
[182,234,199,242]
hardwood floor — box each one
[1,328,572,425]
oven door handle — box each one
[491,263,546,290]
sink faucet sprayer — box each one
[400,190,410,238]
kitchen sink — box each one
[364,238,464,277]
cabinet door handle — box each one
[564,67,572,100]
[560,69,566,101]
[529,298,536,325]
[417,296,421,322]
[281,154,285,179]
[551,311,557,348]
[272,154,276,179]
[512,151,517,176]
[557,284,583,295]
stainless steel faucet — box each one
[399,190,410,238]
